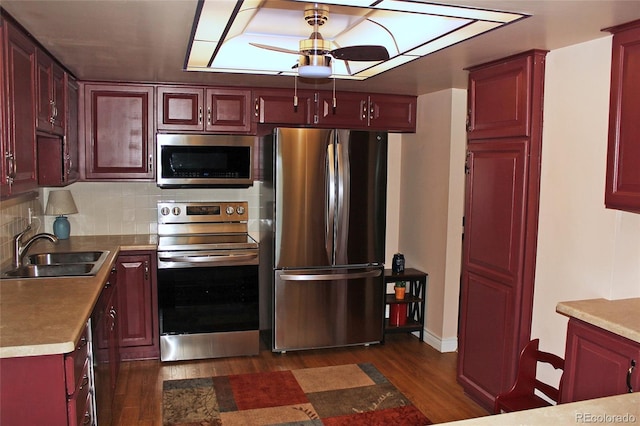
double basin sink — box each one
[3,251,110,279]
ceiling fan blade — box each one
[330,45,389,61]
[250,42,300,56]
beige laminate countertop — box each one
[442,393,639,425]
[0,234,156,358]
[556,297,640,344]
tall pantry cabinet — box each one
[457,50,547,411]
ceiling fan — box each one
[250,4,390,79]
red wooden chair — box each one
[494,338,564,414]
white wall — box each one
[385,133,402,265]
[533,36,640,364]
[399,88,467,352]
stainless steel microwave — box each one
[156,134,254,188]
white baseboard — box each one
[421,328,458,353]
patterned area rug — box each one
[163,363,432,425]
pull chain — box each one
[294,75,299,111]
[332,64,337,114]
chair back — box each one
[494,338,564,413]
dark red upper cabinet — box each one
[205,88,254,133]
[253,88,314,125]
[317,91,416,132]
[157,86,254,134]
[368,94,417,132]
[2,19,38,197]
[467,55,534,140]
[604,19,640,214]
[82,83,155,180]
[317,91,368,129]
[157,86,204,131]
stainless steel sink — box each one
[2,250,110,279]
[4,263,97,278]
[27,251,106,265]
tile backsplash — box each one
[0,193,44,268]
[0,181,262,268]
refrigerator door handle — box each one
[335,130,351,264]
[326,139,336,263]
[279,269,382,281]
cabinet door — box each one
[316,91,368,128]
[117,252,159,360]
[35,49,53,131]
[467,55,533,139]
[157,86,204,131]
[605,21,640,213]
[37,134,64,186]
[2,21,37,197]
[0,21,7,196]
[205,88,254,133]
[458,139,528,405]
[0,355,68,425]
[65,75,79,183]
[369,94,417,132]
[35,50,65,135]
[51,62,65,135]
[108,284,120,394]
[254,88,314,125]
[83,83,154,180]
[562,318,640,402]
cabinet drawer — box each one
[64,325,90,395]
[67,361,92,426]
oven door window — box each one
[158,265,258,334]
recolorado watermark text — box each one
[576,412,637,423]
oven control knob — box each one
[160,207,170,216]
[226,206,235,215]
[236,206,245,215]
[172,207,181,216]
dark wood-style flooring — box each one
[112,333,490,425]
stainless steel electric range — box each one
[156,201,259,361]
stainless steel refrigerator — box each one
[263,127,387,352]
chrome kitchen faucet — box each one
[12,225,59,269]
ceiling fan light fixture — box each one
[298,54,332,78]
[298,64,332,78]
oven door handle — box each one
[159,253,258,264]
